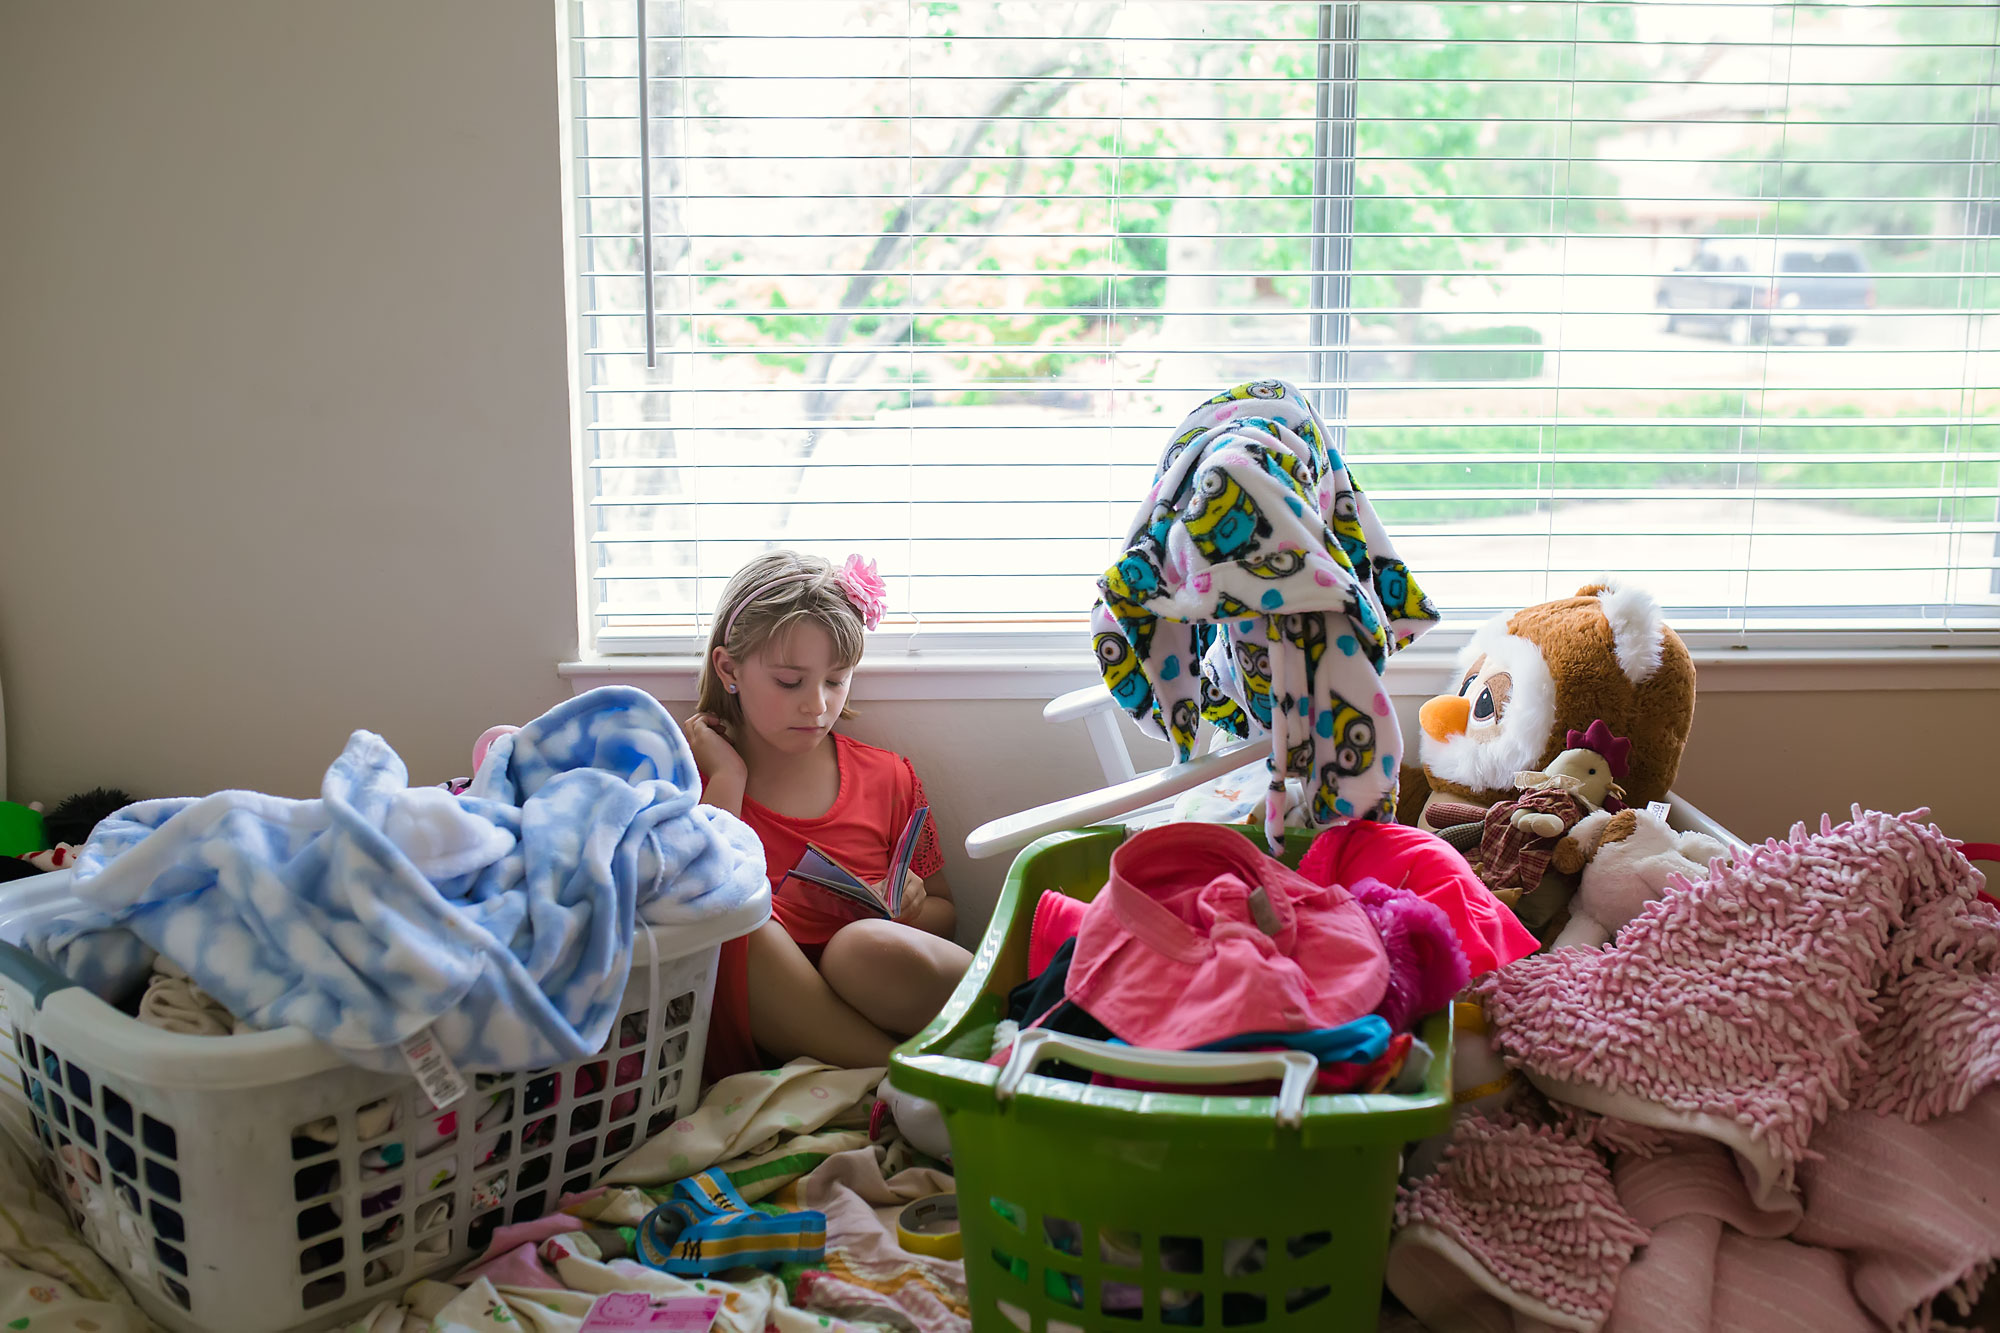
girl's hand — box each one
[886,871,926,924]
[684,712,747,784]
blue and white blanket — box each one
[28,687,766,1072]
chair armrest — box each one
[1043,683,1116,724]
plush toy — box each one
[1459,722,1631,903]
[1550,808,1726,949]
[1402,581,1696,939]
[1,788,134,881]
[42,787,134,847]
[875,1078,952,1164]
[472,726,519,776]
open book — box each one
[783,806,931,919]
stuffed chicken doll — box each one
[1460,722,1629,903]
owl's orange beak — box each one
[1419,693,1471,743]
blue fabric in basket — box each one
[28,686,766,1073]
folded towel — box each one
[136,959,253,1036]
[1607,1089,2000,1333]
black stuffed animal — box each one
[41,787,133,847]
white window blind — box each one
[564,0,2000,654]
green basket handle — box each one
[995,1029,1319,1130]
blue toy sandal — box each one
[634,1168,827,1276]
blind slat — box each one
[570,0,2000,642]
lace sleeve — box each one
[906,766,946,880]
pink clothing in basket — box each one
[1297,817,1535,978]
[1064,822,1388,1049]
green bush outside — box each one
[1413,325,1546,382]
[1353,396,1999,525]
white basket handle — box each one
[994,1028,1318,1129]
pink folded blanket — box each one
[1609,1088,2000,1333]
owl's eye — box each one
[1468,671,1512,726]
[1458,673,1477,697]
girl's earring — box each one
[726,684,738,694]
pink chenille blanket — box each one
[1389,809,2000,1333]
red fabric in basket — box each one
[1961,843,2000,907]
[1029,889,1089,979]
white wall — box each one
[831,685,2000,940]
[0,0,578,803]
[3,1,1994,950]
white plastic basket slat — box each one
[0,894,767,1333]
[0,872,86,1159]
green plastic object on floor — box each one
[890,824,1455,1333]
[0,802,46,859]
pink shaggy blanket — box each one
[1387,809,2000,1333]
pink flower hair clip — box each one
[837,554,888,631]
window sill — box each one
[561,642,2000,701]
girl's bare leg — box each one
[818,919,973,1037]
[744,919,900,1068]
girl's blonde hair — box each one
[696,550,865,725]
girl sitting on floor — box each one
[687,550,973,1079]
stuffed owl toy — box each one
[1400,581,1697,938]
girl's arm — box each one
[906,871,957,940]
[701,769,746,818]
[685,713,747,816]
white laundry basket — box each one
[0,893,766,1333]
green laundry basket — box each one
[890,824,1454,1333]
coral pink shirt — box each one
[737,733,945,948]
[1297,820,1536,977]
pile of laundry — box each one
[1387,808,2000,1333]
[0,1132,154,1332]
[990,820,1537,1097]
[345,1060,967,1333]
[21,686,767,1072]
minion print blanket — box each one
[1091,380,1439,839]
[27,687,767,1072]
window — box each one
[1780,250,1865,274]
[563,0,2000,656]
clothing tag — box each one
[399,1027,466,1111]
[580,1293,723,1331]
[1246,886,1284,937]
[1646,800,1673,822]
